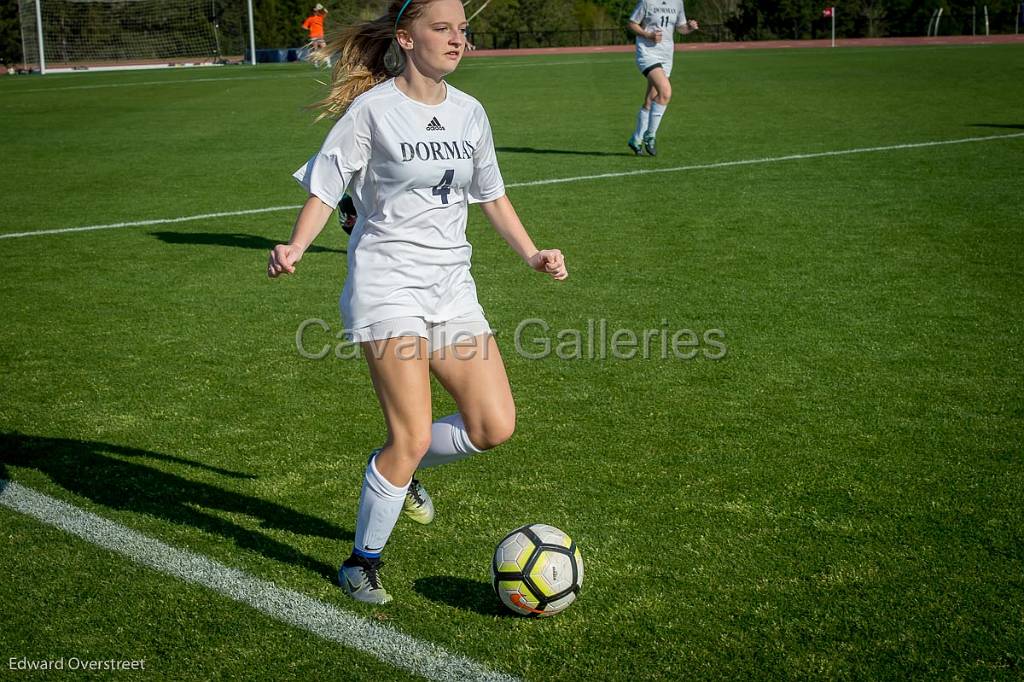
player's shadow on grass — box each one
[413,576,507,616]
[496,146,631,157]
[969,123,1024,130]
[150,231,345,253]
[0,432,350,581]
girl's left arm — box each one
[479,195,568,281]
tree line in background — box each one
[2,0,1021,67]
[1,0,19,65]
[246,0,1023,47]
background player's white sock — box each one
[352,454,408,559]
[647,102,668,137]
[419,413,484,468]
[633,107,650,140]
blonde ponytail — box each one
[310,1,432,120]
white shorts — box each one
[348,313,492,353]
[637,58,673,78]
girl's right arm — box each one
[267,194,335,278]
[628,21,660,42]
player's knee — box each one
[658,87,672,104]
[468,407,516,450]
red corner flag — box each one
[822,6,833,17]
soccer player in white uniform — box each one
[267,0,568,604]
[626,0,699,156]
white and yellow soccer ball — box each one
[491,523,583,617]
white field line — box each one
[2,132,1022,241]
[5,41,1006,95]
[5,58,628,94]
[507,131,1024,188]
[0,479,519,682]
[0,206,301,240]
[8,72,314,93]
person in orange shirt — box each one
[302,4,328,51]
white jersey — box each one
[293,79,505,331]
[630,0,688,73]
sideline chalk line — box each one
[0,478,518,682]
[2,131,1022,240]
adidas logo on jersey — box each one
[426,117,445,131]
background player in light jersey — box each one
[626,0,699,156]
[268,0,568,604]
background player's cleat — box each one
[643,133,657,157]
[403,478,434,524]
[627,136,644,155]
[339,555,392,604]
[339,194,357,235]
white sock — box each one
[647,102,667,137]
[352,453,409,559]
[419,413,485,469]
[633,108,650,140]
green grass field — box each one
[1,44,1023,680]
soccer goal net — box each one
[18,0,254,74]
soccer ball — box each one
[491,523,583,617]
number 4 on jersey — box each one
[432,169,455,205]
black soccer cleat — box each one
[643,133,657,157]
[627,136,644,155]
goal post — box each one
[18,0,257,74]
